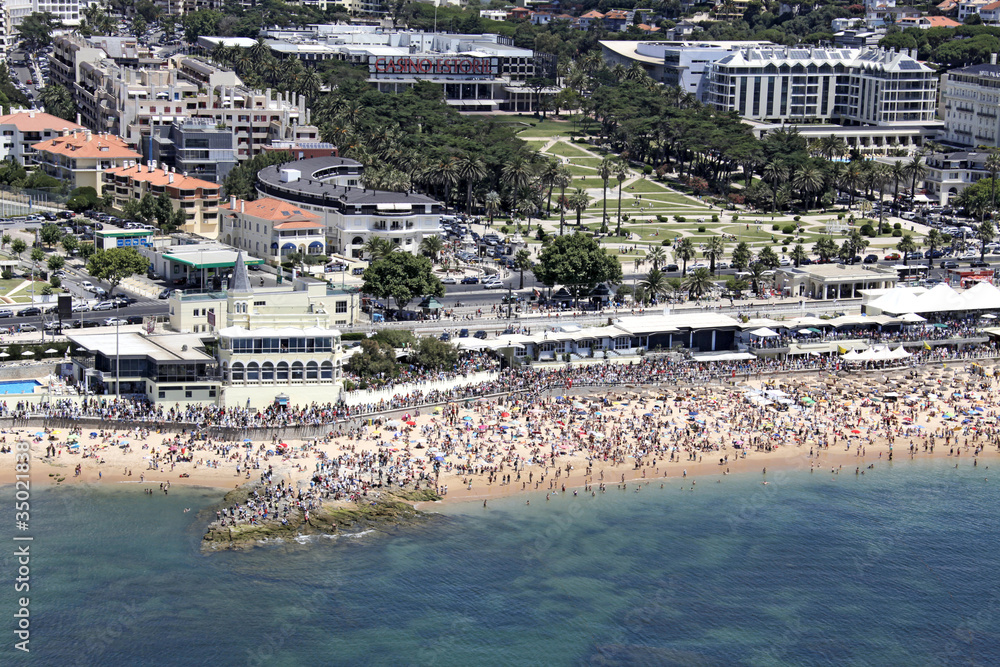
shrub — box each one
[892,229,903,237]
[41,285,52,296]
[642,165,653,175]
[698,226,706,232]
[793,215,801,222]
[732,215,739,222]
[662,239,671,246]
[656,215,668,222]
[711,214,719,222]
[860,223,876,236]
[772,224,780,231]
[49,276,61,289]
[1,269,11,280]
[782,224,796,234]
[674,216,686,223]
[893,222,902,230]
[838,213,845,220]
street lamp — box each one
[507,285,513,320]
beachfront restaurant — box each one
[67,331,220,403]
[775,264,898,299]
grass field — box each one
[544,141,593,158]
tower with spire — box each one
[227,251,254,322]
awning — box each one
[376,203,412,211]
[749,327,780,337]
[690,352,756,362]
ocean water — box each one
[1,460,999,666]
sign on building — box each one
[369,56,499,77]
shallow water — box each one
[1,459,998,666]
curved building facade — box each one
[256,156,443,259]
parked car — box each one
[80,280,95,291]
[126,315,144,324]
[665,264,679,272]
[92,301,116,311]
[158,288,171,299]
[970,260,990,268]
[0,309,12,318]
[863,254,878,264]
[482,279,504,289]
[461,276,479,285]
[941,260,958,269]
[474,330,488,340]
[441,276,457,285]
[459,328,469,338]
[72,303,89,312]
[439,332,451,341]
[884,253,901,261]
[103,318,128,326]
[17,306,41,316]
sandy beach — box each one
[5,360,1000,519]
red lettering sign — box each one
[370,56,496,77]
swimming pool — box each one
[0,380,41,394]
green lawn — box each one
[0,279,25,295]
[573,177,608,188]
[513,116,578,137]
[544,141,593,158]
[522,140,548,151]
[567,157,604,168]
[565,164,598,176]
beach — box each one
[5,360,1000,518]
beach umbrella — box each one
[21,350,34,356]
[44,348,58,354]
[34,431,44,437]
[462,416,473,421]
[90,432,98,437]
[244,438,252,443]
[0,353,7,358]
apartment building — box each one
[0,110,83,166]
[50,33,163,93]
[255,156,443,259]
[67,55,319,160]
[150,119,238,184]
[7,0,80,28]
[706,46,937,125]
[31,130,142,195]
[221,196,327,266]
[104,162,222,238]
[940,59,1000,148]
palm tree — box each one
[925,229,942,270]
[483,191,501,226]
[457,155,488,215]
[813,237,837,263]
[896,234,918,266]
[568,189,591,227]
[703,236,726,274]
[250,38,270,63]
[553,166,573,236]
[790,244,808,268]
[419,236,443,263]
[731,242,752,271]
[614,159,629,236]
[873,163,893,231]
[597,157,615,231]
[904,155,927,202]
[747,262,767,296]
[757,246,780,269]
[762,162,788,212]
[502,156,535,230]
[682,267,714,300]
[842,162,863,209]
[514,249,532,289]
[647,246,667,270]
[640,267,669,300]
[987,152,1000,210]
[675,238,695,276]
[847,229,869,264]
[363,236,395,262]
[979,221,996,261]
[792,165,824,210]
[890,160,907,203]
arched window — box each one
[231,362,244,382]
[306,361,318,380]
[320,361,334,379]
[276,361,289,381]
[352,236,364,246]
[291,361,304,381]
[261,361,274,381]
[246,362,260,381]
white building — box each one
[8,0,80,28]
[221,196,327,266]
[940,59,1000,148]
[0,110,83,166]
[707,46,937,125]
[255,157,443,260]
[599,40,773,101]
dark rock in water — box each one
[201,489,441,553]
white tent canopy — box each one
[749,327,781,337]
[899,312,926,323]
[961,281,1000,310]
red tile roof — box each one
[0,111,83,133]
[33,132,141,160]
[222,197,320,223]
[105,164,219,190]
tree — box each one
[409,336,460,371]
[222,151,292,200]
[61,235,78,256]
[675,238,695,276]
[30,247,44,265]
[361,252,444,314]
[896,233,918,266]
[46,254,64,273]
[757,246,780,269]
[16,12,59,53]
[363,236,396,262]
[792,164,824,210]
[10,238,26,259]
[703,236,726,274]
[639,267,669,300]
[568,189,591,228]
[501,155,535,230]
[418,235,444,263]
[904,155,928,202]
[597,157,614,231]
[646,246,667,271]
[682,267,714,300]
[979,220,996,261]
[731,242,752,272]
[67,186,100,213]
[345,339,399,381]
[790,244,808,268]
[40,224,63,248]
[614,159,629,236]
[514,248,532,289]
[39,83,75,122]
[553,166,573,236]
[533,233,622,305]
[0,234,8,249]
[483,191,501,225]
[85,247,149,297]
[813,237,838,262]
[747,261,767,296]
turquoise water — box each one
[0,380,40,394]
[1,460,999,666]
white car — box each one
[779,257,792,267]
[689,262,709,270]
[72,302,90,313]
[80,280,95,291]
[441,276,457,285]
[92,301,116,311]
[103,318,127,326]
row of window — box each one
[227,337,338,353]
[229,360,336,381]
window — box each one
[306,361,318,380]
[276,361,289,381]
[185,390,192,398]
[336,301,347,313]
[320,361,334,379]
[615,337,630,350]
[246,362,260,381]
[291,361,304,381]
[231,362,244,381]
[261,362,274,381]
